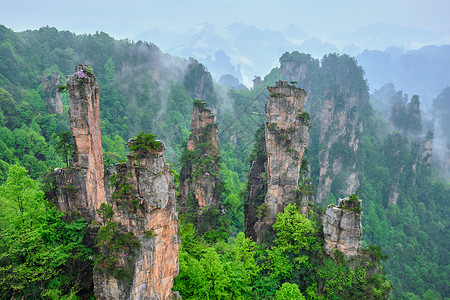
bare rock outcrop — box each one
[253,81,310,241]
[179,100,220,213]
[243,127,266,241]
[55,65,105,221]
[55,65,179,299]
[279,53,367,203]
[95,140,179,300]
[323,197,362,258]
[43,71,63,115]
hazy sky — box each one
[1,0,449,40]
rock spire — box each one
[247,81,310,241]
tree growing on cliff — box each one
[53,130,75,167]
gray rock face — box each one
[323,197,362,258]
[55,65,105,222]
[254,81,310,241]
[179,101,220,212]
[43,71,63,115]
[279,55,367,203]
[244,159,266,241]
[55,65,179,300]
[96,142,179,300]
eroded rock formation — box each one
[179,100,220,213]
[184,59,219,113]
[280,53,367,203]
[96,140,179,300]
[43,71,63,115]
[244,127,267,241]
[55,65,179,299]
[389,93,422,136]
[55,65,105,221]
[252,81,310,241]
[323,197,362,258]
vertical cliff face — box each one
[96,140,179,300]
[389,93,422,136]
[43,71,63,115]
[55,65,105,221]
[315,87,363,203]
[323,197,362,258]
[55,65,179,299]
[179,100,220,214]
[244,126,267,241]
[253,81,310,240]
[68,65,105,212]
[183,59,219,112]
[279,53,368,203]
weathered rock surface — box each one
[55,65,105,221]
[43,71,63,115]
[244,127,266,241]
[184,59,219,113]
[96,141,179,300]
[280,53,366,203]
[179,101,220,212]
[323,197,362,258]
[55,65,179,299]
[254,81,310,240]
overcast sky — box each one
[1,0,449,40]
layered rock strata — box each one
[244,127,266,241]
[323,197,362,258]
[254,81,310,241]
[55,65,179,299]
[179,101,220,213]
[55,65,105,221]
[96,141,179,300]
[43,71,63,115]
[280,53,366,203]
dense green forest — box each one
[0,25,448,299]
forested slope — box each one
[0,25,448,299]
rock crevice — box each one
[323,197,362,258]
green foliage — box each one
[0,164,91,298]
[57,85,68,93]
[94,216,140,282]
[109,171,139,210]
[298,111,311,125]
[96,202,114,223]
[193,99,208,111]
[0,26,445,299]
[342,193,362,213]
[273,204,315,257]
[144,230,157,239]
[276,282,305,300]
[53,131,75,167]
[256,203,270,220]
[174,225,257,299]
[316,257,392,299]
[361,245,389,263]
[129,131,162,154]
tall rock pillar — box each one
[55,65,105,221]
[96,139,179,300]
[323,197,362,258]
[179,100,220,213]
[254,81,310,241]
